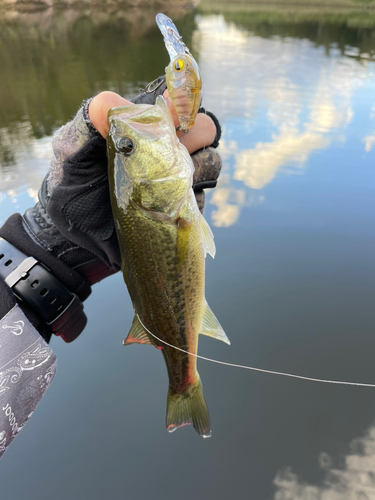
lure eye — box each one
[117,137,135,155]
[174,59,185,72]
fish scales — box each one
[116,197,204,394]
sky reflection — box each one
[194,15,375,227]
[274,423,375,500]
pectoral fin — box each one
[123,315,152,346]
[199,213,216,258]
[200,300,230,345]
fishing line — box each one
[136,314,375,388]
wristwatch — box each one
[0,238,87,342]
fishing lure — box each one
[156,13,203,132]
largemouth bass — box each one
[107,96,229,438]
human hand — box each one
[23,87,222,285]
[89,90,217,154]
[89,90,221,213]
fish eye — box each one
[174,59,185,72]
[116,137,135,155]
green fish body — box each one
[107,97,229,438]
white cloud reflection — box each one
[210,175,246,227]
[194,15,374,227]
[274,424,375,500]
[364,134,375,152]
[234,131,329,190]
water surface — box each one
[1,6,375,500]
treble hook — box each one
[144,77,166,94]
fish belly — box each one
[117,201,205,394]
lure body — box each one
[166,54,202,132]
[156,13,203,132]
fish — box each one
[156,12,203,132]
[106,96,229,438]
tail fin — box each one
[166,377,211,438]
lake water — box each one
[1,5,375,499]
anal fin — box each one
[123,315,152,346]
[200,300,230,345]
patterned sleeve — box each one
[0,304,56,459]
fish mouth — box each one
[108,96,168,121]
[108,96,175,139]
[108,103,154,121]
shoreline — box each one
[1,0,375,13]
[200,0,375,9]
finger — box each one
[178,113,216,154]
[162,89,216,153]
[90,90,216,154]
[89,91,133,138]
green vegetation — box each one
[199,0,375,29]
[0,8,197,166]
[200,0,375,8]
[0,9,196,133]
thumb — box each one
[89,91,133,138]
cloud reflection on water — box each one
[195,15,375,227]
[364,133,375,152]
[274,424,375,500]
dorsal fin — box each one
[200,300,230,345]
[123,315,152,346]
[199,213,216,258]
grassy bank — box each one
[199,0,375,9]
[198,0,375,28]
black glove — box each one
[0,82,222,342]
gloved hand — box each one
[0,81,222,342]
[22,84,222,285]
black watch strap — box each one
[0,238,87,342]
